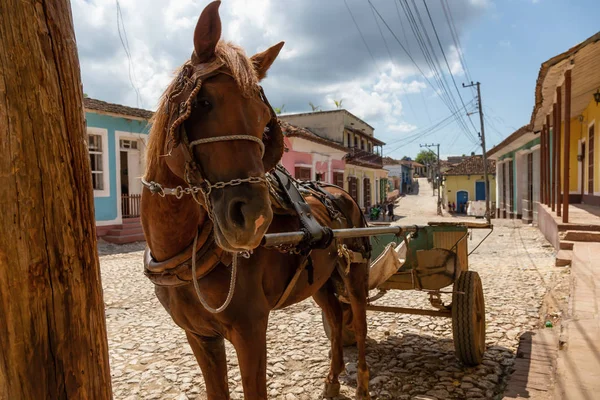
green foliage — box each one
[308,102,321,112]
[415,150,437,165]
[333,99,343,109]
[274,104,285,115]
[83,92,89,98]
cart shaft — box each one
[262,225,418,247]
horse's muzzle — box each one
[212,184,273,251]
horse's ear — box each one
[251,42,284,80]
[192,1,222,63]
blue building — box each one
[84,98,152,242]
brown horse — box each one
[141,2,371,399]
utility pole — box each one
[421,143,442,215]
[463,81,491,224]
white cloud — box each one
[498,40,512,48]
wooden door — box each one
[333,172,344,188]
[589,125,595,194]
[363,177,371,207]
[349,177,358,202]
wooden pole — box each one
[556,86,562,217]
[551,108,556,212]
[0,1,113,399]
[546,114,552,206]
[563,70,572,223]
[541,124,546,205]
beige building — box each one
[279,110,388,208]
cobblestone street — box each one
[101,179,566,399]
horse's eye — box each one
[195,98,211,109]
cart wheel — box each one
[321,303,356,347]
[452,270,486,366]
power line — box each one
[116,0,143,108]
[344,0,381,75]
[441,0,475,96]
[389,0,476,142]
[421,0,479,138]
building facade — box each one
[443,155,497,214]
[280,121,346,185]
[487,126,541,222]
[84,98,151,241]
[279,110,388,208]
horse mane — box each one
[145,40,260,177]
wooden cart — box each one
[321,221,489,366]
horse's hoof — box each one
[355,388,371,400]
[323,381,341,398]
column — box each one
[556,86,562,217]
[563,69,571,223]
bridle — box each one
[142,60,284,314]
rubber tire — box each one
[452,270,486,366]
[321,303,357,347]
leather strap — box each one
[143,221,233,287]
[272,255,311,310]
[271,167,333,250]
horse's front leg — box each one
[185,332,231,400]
[229,318,269,400]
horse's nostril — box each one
[229,200,247,228]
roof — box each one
[382,157,423,167]
[530,31,600,131]
[345,126,386,146]
[486,124,532,158]
[84,97,153,120]
[280,121,347,151]
[280,109,375,130]
[444,155,496,176]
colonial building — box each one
[279,110,388,208]
[84,98,151,243]
[443,155,496,214]
[487,125,540,222]
[280,121,346,186]
[383,157,414,194]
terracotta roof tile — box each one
[444,155,496,176]
[280,121,347,151]
[84,97,153,119]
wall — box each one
[497,137,541,215]
[445,174,497,207]
[86,111,149,224]
[279,112,345,143]
[560,98,600,199]
[281,136,346,182]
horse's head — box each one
[152,1,284,252]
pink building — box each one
[280,121,347,187]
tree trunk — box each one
[0,1,112,399]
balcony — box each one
[344,147,383,169]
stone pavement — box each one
[98,178,566,399]
[553,242,600,400]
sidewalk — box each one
[554,242,600,399]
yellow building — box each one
[530,31,600,222]
[443,155,497,214]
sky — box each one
[72,0,600,160]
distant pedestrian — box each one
[387,202,394,221]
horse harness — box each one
[142,60,367,313]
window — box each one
[120,139,138,150]
[347,133,352,148]
[294,167,311,180]
[361,139,365,150]
[88,134,104,191]
[348,177,358,202]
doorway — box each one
[119,139,142,218]
[456,190,468,213]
